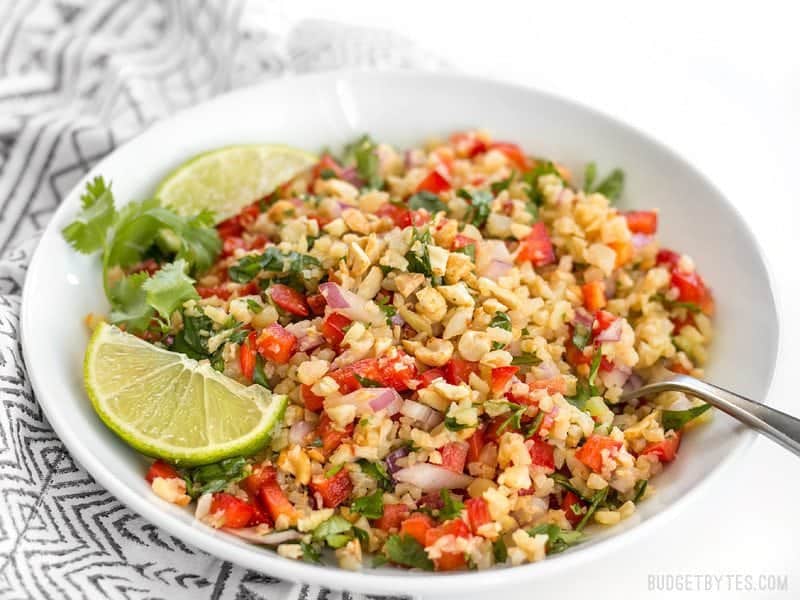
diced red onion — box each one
[400,399,443,431]
[600,364,631,389]
[632,233,653,250]
[624,373,643,393]
[485,259,512,280]
[390,313,405,327]
[477,240,512,276]
[339,166,364,188]
[393,463,474,492]
[319,282,384,326]
[325,387,402,416]
[533,360,560,380]
[596,318,623,343]
[573,308,594,329]
[226,527,303,545]
[195,492,213,520]
[289,420,315,445]
[385,447,410,475]
[289,197,304,209]
[285,320,324,352]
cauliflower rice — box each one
[136,131,715,571]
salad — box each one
[64,131,714,571]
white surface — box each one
[274,2,800,599]
[21,70,784,597]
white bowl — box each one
[21,71,779,596]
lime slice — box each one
[84,323,287,465]
[155,144,317,222]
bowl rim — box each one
[20,68,780,595]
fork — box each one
[619,369,800,457]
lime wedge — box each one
[84,323,287,465]
[155,144,317,222]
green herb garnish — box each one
[527,523,584,554]
[384,535,434,571]
[457,188,493,228]
[351,489,384,520]
[439,489,465,520]
[661,404,711,431]
[408,191,448,214]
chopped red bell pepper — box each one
[317,413,354,455]
[424,519,470,571]
[624,210,658,234]
[450,131,488,158]
[575,435,622,473]
[490,365,519,395]
[400,513,435,545]
[416,169,451,194]
[466,426,485,463]
[300,383,324,412]
[222,236,246,257]
[516,222,555,267]
[418,367,445,389]
[451,234,477,251]
[593,310,618,334]
[320,312,352,348]
[306,293,326,316]
[440,441,468,474]
[488,141,531,170]
[310,467,353,508]
[145,459,180,483]
[210,492,255,529]
[656,248,681,268]
[269,283,309,317]
[239,331,257,382]
[311,154,345,182]
[528,438,555,471]
[671,270,707,304]
[443,357,479,385]
[241,465,277,497]
[641,431,681,462]
[197,285,232,300]
[256,323,297,365]
[561,491,584,527]
[582,280,607,312]
[372,503,410,532]
[259,479,298,523]
[465,497,491,534]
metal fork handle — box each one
[628,372,800,458]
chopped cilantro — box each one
[524,411,546,438]
[357,459,393,491]
[550,472,592,502]
[490,171,515,195]
[457,188,493,228]
[246,299,263,313]
[444,416,471,432]
[576,487,609,531]
[140,259,199,322]
[300,541,322,563]
[325,463,345,478]
[572,321,592,350]
[510,353,541,366]
[633,479,648,503]
[454,242,476,261]
[228,247,320,283]
[587,350,603,394]
[527,523,584,554]
[405,227,435,279]
[408,191,448,214]
[583,162,597,192]
[661,404,711,431]
[584,165,625,202]
[495,402,526,435]
[372,554,389,568]
[182,456,248,498]
[313,515,353,546]
[351,489,384,519]
[489,312,512,331]
[344,134,383,189]
[384,535,434,571]
[252,354,270,389]
[439,489,465,520]
[493,538,508,563]
[61,176,116,254]
[522,161,563,206]
[355,374,383,388]
[376,295,397,325]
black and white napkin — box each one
[0,2,442,598]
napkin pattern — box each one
[0,2,441,598]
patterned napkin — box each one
[0,2,442,598]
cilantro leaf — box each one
[587,350,603,395]
[325,463,345,478]
[300,541,322,563]
[377,296,397,325]
[108,272,154,332]
[550,472,592,502]
[527,523,584,554]
[355,373,383,388]
[444,416,470,432]
[661,404,711,431]
[439,489,464,520]
[384,534,434,570]
[592,168,625,202]
[522,161,563,206]
[489,312,512,331]
[583,162,597,192]
[170,313,214,359]
[457,189,492,228]
[252,353,270,389]
[576,486,609,531]
[493,538,508,563]
[496,402,526,435]
[61,176,116,254]
[313,515,352,543]
[228,247,321,284]
[491,171,515,195]
[344,134,382,189]
[183,456,248,497]
[357,459,393,491]
[510,353,541,366]
[351,490,384,519]
[404,227,435,279]
[408,191,448,214]
[633,479,648,503]
[572,321,592,350]
[141,259,199,322]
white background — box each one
[278,1,800,598]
